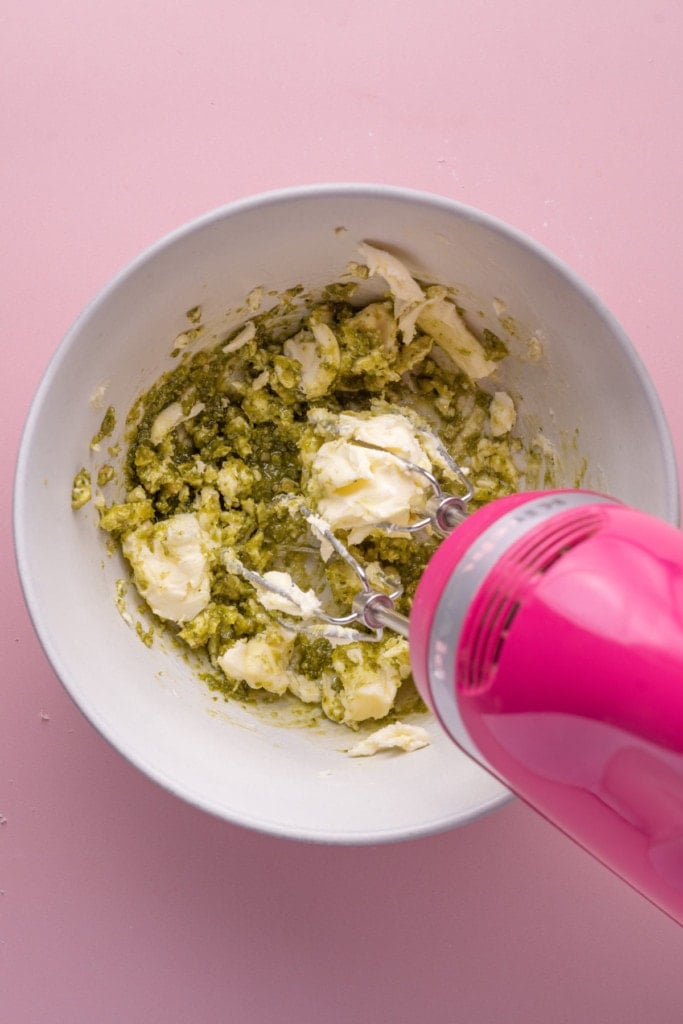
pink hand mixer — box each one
[271,457,683,924]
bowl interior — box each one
[14,185,679,842]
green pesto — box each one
[99,498,154,534]
[574,456,588,488]
[498,314,519,338]
[71,467,92,509]
[97,464,115,487]
[90,268,541,731]
[90,406,116,449]
[292,635,334,680]
[481,328,509,361]
[135,621,155,647]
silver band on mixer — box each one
[427,490,617,768]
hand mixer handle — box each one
[411,490,683,924]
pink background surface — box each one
[4,2,683,1021]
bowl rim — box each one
[12,182,681,843]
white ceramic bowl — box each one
[14,185,679,843]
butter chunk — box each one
[489,391,516,437]
[122,512,214,624]
[216,458,257,507]
[332,637,411,725]
[150,400,205,446]
[217,629,294,696]
[284,321,340,398]
[348,722,431,757]
[358,241,496,378]
[417,298,497,380]
[223,320,256,354]
[254,571,322,619]
[308,411,432,543]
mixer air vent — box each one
[460,508,604,692]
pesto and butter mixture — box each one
[75,244,527,753]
